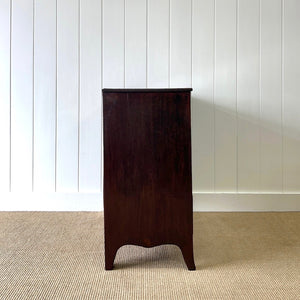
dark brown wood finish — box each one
[103,89,195,270]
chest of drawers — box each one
[103,88,195,270]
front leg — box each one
[105,243,119,270]
[179,242,196,271]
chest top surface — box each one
[102,88,192,93]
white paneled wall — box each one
[147,0,169,87]
[191,0,215,192]
[125,0,147,87]
[170,0,191,88]
[56,0,79,192]
[0,0,10,191]
[103,0,124,88]
[11,0,34,192]
[79,0,102,192]
[284,0,300,192]
[237,0,261,192]
[260,0,282,192]
[34,0,56,191]
[1,0,300,211]
[214,0,237,192]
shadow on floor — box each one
[114,212,300,270]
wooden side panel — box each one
[103,90,195,270]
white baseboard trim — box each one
[1,192,103,211]
[193,193,300,211]
[0,192,300,212]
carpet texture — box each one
[0,212,299,299]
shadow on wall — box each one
[190,95,300,193]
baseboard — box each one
[0,192,102,211]
[193,193,300,211]
[0,192,300,212]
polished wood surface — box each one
[103,89,195,270]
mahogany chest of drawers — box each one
[102,88,195,270]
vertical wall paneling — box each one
[2,0,300,208]
[103,0,125,87]
[56,0,79,192]
[0,0,10,191]
[125,0,147,87]
[33,0,56,191]
[147,0,169,87]
[283,0,300,192]
[214,0,237,191]
[260,0,282,192]
[170,0,192,87]
[237,0,260,192]
[11,0,34,191]
[79,0,102,192]
[191,0,215,192]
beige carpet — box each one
[0,212,299,299]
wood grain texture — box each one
[103,89,195,270]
